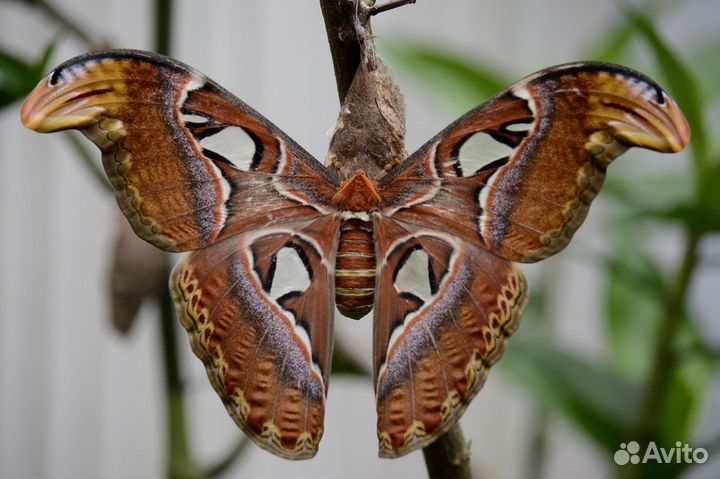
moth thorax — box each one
[335,218,375,320]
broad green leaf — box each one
[380,40,511,113]
[604,224,665,379]
[0,47,34,107]
[501,338,639,452]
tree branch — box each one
[422,423,473,479]
[319,0,363,103]
[27,0,106,49]
[319,3,474,478]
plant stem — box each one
[160,263,202,479]
[319,0,362,103]
[155,0,172,57]
[152,2,199,477]
[28,0,105,49]
[368,0,417,16]
[634,233,700,444]
[422,423,473,479]
[318,3,473,477]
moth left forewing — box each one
[21,50,338,252]
[170,215,340,460]
[380,62,690,263]
[372,218,528,457]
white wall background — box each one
[0,1,718,478]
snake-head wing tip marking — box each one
[21,62,121,133]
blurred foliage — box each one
[0,41,53,107]
[383,5,718,479]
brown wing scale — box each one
[20,50,339,252]
[170,216,339,459]
[372,62,688,457]
[373,217,528,457]
[380,62,690,263]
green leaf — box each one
[621,8,708,185]
[585,22,634,63]
[0,48,34,107]
[501,338,640,452]
[604,224,665,379]
[0,42,55,109]
[380,40,511,113]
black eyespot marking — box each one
[253,251,277,293]
[277,290,302,305]
[477,156,509,174]
[191,125,226,140]
[297,319,312,340]
[287,241,314,282]
[49,69,62,86]
[202,148,234,166]
[399,291,424,310]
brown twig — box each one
[318,2,474,478]
[422,423,473,479]
[319,0,363,103]
[368,0,416,16]
[26,0,107,49]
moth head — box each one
[21,60,122,133]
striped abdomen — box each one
[335,218,375,319]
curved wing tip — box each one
[20,73,102,133]
[20,81,48,131]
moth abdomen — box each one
[335,218,376,320]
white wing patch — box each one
[505,121,532,132]
[269,246,311,300]
[181,113,209,124]
[394,248,432,302]
[200,126,256,171]
[457,131,513,176]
